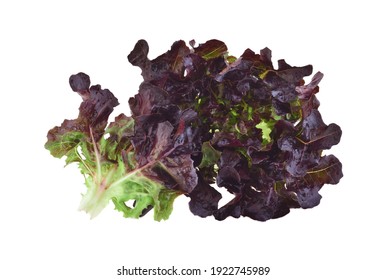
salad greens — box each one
[45,39,343,221]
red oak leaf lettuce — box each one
[45,39,343,221]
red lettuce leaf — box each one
[126,39,343,221]
[46,39,343,222]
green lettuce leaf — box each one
[45,73,183,221]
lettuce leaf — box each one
[45,73,187,221]
[126,39,343,221]
[46,39,343,222]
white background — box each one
[1,0,385,279]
